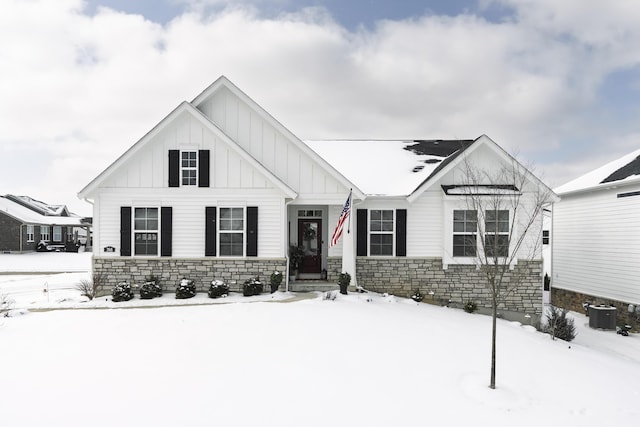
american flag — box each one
[330,191,352,248]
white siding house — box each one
[552,149,640,327]
[79,76,552,317]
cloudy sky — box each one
[1,0,639,217]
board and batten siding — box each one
[94,189,284,258]
[196,86,345,197]
[553,186,640,304]
[102,111,275,191]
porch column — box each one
[341,205,357,287]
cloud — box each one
[1,0,639,215]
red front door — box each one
[298,219,322,274]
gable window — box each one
[53,226,62,242]
[181,151,197,186]
[26,225,34,242]
[134,207,158,256]
[219,207,244,256]
[40,225,50,242]
[485,210,509,258]
[453,210,477,257]
[369,210,394,256]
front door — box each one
[298,219,322,274]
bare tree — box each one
[456,155,555,389]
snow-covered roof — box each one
[555,148,640,195]
[0,196,85,226]
[303,139,473,196]
[5,194,69,216]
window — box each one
[298,210,323,218]
[26,225,34,242]
[219,207,244,256]
[542,230,549,245]
[453,210,477,257]
[53,226,62,242]
[370,210,394,255]
[40,225,50,241]
[134,208,158,255]
[484,210,509,257]
[181,151,197,186]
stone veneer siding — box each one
[328,256,543,316]
[551,287,640,330]
[93,257,287,296]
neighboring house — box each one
[0,194,91,253]
[78,76,551,317]
[552,149,640,327]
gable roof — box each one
[304,139,473,197]
[4,194,69,216]
[408,135,558,203]
[555,148,640,195]
[78,100,297,200]
[0,195,85,226]
[192,76,365,200]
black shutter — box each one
[120,207,131,256]
[205,207,217,256]
[356,209,368,256]
[246,206,258,257]
[396,209,407,257]
[161,207,172,256]
[198,150,210,188]
[168,150,179,187]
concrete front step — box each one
[287,280,339,292]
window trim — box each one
[40,225,50,242]
[26,225,34,242]
[368,209,395,256]
[218,207,245,257]
[452,209,477,257]
[133,207,159,256]
[53,225,62,242]
[181,150,198,187]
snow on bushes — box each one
[208,280,229,299]
[175,278,196,299]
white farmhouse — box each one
[78,76,552,317]
[552,150,640,327]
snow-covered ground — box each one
[1,253,639,426]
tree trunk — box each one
[490,290,497,389]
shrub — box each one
[175,278,196,299]
[208,280,230,299]
[1,293,14,317]
[411,289,424,302]
[243,277,263,297]
[76,272,105,301]
[323,290,338,301]
[140,281,163,299]
[269,271,283,293]
[338,272,351,295]
[112,281,134,302]
[463,300,478,313]
[543,306,576,341]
